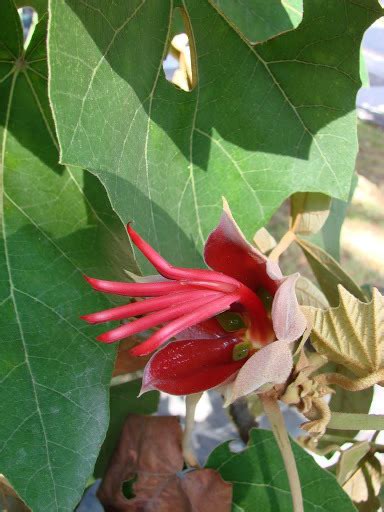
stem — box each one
[269,230,296,262]
[261,396,304,512]
[182,392,203,467]
[317,369,384,391]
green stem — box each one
[261,396,304,512]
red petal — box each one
[175,317,228,340]
[204,200,282,295]
[142,336,247,395]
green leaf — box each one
[343,453,381,512]
[0,4,136,511]
[328,413,384,432]
[48,0,382,267]
[94,379,159,478]
[328,366,374,439]
[337,442,371,486]
[310,174,357,261]
[296,237,367,306]
[206,428,356,511]
[212,0,303,43]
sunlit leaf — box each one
[48,0,382,267]
[212,0,303,43]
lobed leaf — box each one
[308,286,384,378]
[212,0,303,43]
[0,3,136,510]
[48,0,383,268]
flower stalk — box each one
[261,395,304,512]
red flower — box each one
[82,201,306,402]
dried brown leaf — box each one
[98,415,232,512]
[0,475,30,512]
[113,337,150,377]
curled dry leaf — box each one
[280,350,333,435]
[306,286,384,381]
[98,415,232,512]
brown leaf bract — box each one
[113,338,150,377]
[0,475,30,512]
[98,415,232,512]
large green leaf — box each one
[206,429,356,511]
[0,3,136,511]
[48,0,382,267]
[212,0,303,43]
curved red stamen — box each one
[80,290,219,324]
[127,224,238,286]
[96,293,223,343]
[130,293,240,355]
[83,275,194,296]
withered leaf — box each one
[0,475,30,512]
[306,286,384,378]
[113,337,150,377]
[98,415,232,512]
